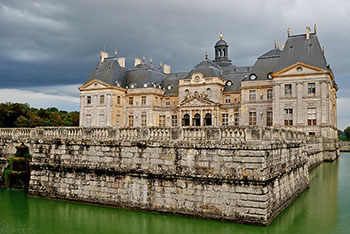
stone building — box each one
[79,26,338,139]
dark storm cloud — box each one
[1,0,349,87]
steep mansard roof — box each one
[84,32,330,93]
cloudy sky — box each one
[0,0,349,129]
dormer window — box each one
[249,74,257,80]
[297,66,303,72]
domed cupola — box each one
[213,33,232,67]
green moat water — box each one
[1,152,349,234]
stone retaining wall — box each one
[0,127,338,225]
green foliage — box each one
[345,126,350,140]
[0,102,79,128]
[339,136,348,142]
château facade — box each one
[79,26,338,140]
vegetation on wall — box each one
[0,102,79,128]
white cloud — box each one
[0,86,80,112]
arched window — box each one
[193,114,201,126]
[204,113,212,126]
[182,114,190,126]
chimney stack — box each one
[118,57,125,68]
[100,51,108,63]
[163,64,171,74]
[282,43,285,50]
[306,26,311,40]
[134,58,141,67]
[149,57,152,64]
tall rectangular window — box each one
[172,115,178,127]
[166,98,170,106]
[308,83,316,94]
[100,95,105,104]
[116,114,120,127]
[222,113,228,126]
[225,95,231,104]
[267,111,273,126]
[234,113,239,126]
[99,114,105,126]
[307,108,317,125]
[129,97,133,105]
[249,112,256,125]
[267,89,273,100]
[87,96,92,105]
[284,109,293,126]
[249,90,256,101]
[141,114,147,127]
[285,84,292,95]
[159,115,166,127]
[128,115,134,127]
[117,96,121,105]
[141,96,146,105]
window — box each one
[285,84,292,95]
[99,114,105,126]
[172,115,178,127]
[267,111,273,126]
[309,132,316,136]
[267,89,273,100]
[182,114,190,126]
[222,113,228,126]
[284,109,293,126]
[166,98,170,106]
[142,96,146,105]
[308,83,316,94]
[141,114,147,127]
[100,95,105,104]
[234,113,239,126]
[87,96,92,105]
[225,95,231,104]
[159,115,166,127]
[249,112,256,125]
[307,108,317,125]
[249,90,256,101]
[129,97,133,105]
[128,115,134,127]
[116,114,120,127]
[117,96,121,105]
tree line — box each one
[0,103,79,128]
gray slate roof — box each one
[274,33,328,71]
[185,59,222,79]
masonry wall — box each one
[0,127,338,225]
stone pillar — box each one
[107,94,111,126]
[190,110,193,126]
[79,96,84,127]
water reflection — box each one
[0,154,347,234]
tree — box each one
[14,115,29,127]
[345,126,350,140]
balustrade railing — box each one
[0,126,310,144]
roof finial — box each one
[219,28,223,39]
[277,42,280,49]
[274,40,277,49]
[288,27,290,37]
[150,57,152,64]
[160,60,163,68]
[314,24,317,33]
[142,54,145,63]
[322,46,325,54]
[205,51,208,59]
[114,49,117,57]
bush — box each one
[345,126,350,140]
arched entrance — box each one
[182,114,190,126]
[193,114,201,126]
[204,113,212,126]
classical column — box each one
[190,110,193,126]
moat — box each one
[0,152,348,234]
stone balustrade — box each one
[0,126,309,144]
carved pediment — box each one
[273,62,326,77]
[180,92,217,106]
[79,80,110,90]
